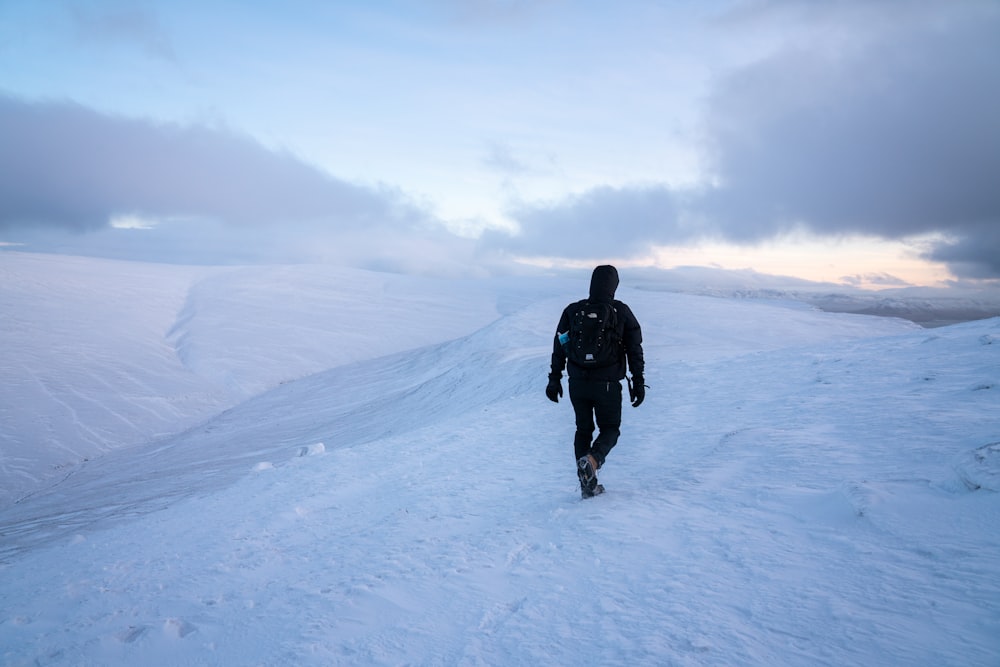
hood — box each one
[588,265,619,303]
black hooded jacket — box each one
[550,265,644,382]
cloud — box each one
[10,216,484,277]
[496,2,1000,279]
[0,95,480,274]
[696,4,1000,278]
[482,142,529,174]
[700,5,1000,239]
[68,4,176,62]
[485,185,683,259]
[926,222,1000,280]
[840,273,911,288]
[0,94,420,230]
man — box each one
[546,265,645,498]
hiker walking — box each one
[546,265,646,497]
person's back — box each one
[546,265,645,498]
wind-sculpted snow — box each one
[1,254,998,666]
[0,254,503,506]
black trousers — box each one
[569,377,622,467]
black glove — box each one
[629,376,646,408]
[546,374,563,403]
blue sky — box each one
[1,0,998,286]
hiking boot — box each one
[577,454,599,483]
[577,455,601,498]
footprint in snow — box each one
[478,597,526,634]
[955,442,1000,492]
[164,617,197,638]
[298,442,326,457]
[117,625,149,644]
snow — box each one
[1,252,998,666]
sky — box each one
[1,0,998,287]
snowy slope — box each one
[1,254,999,666]
[0,252,507,506]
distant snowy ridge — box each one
[628,265,1000,327]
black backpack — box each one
[564,300,621,368]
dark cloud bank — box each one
[0,95,400,230]
[497,4,1000,281]
[0,94,479,274]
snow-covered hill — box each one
[0,253,509,507]
[1,253,998,666]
